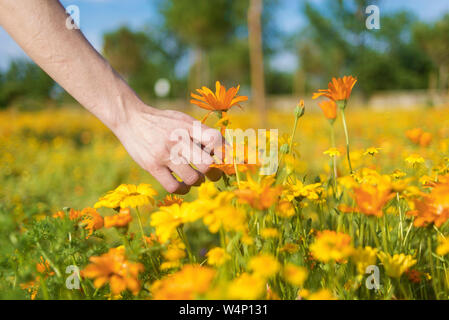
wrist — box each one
[91,80,153,134]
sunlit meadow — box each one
[2,78,449,300]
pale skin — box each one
[0,0,223,194]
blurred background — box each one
[1,0,449,114]
[1,0,449,218]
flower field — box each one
[2,79,449,300]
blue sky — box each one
[1,0,449,71]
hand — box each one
[112,103,223,194]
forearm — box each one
[0,0,143,131]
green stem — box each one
[135,207,148,249]
[330,124,338,194]
[177,227,195,263]
[289,115,300,154]
[340,107,353,174]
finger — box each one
[168,162,205,187]
[186,122,225,155]
[150,166,190,194]
[189,140,215,174]
[205,167,222,182]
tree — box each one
[248,0,267,125]
[102,26,186,100]
[296,0,432,96]
[159,0,245,90]
[0,59,54,109]
[414,14,449,94]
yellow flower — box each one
[310,230,353,263]
[276,200,296,218]
[307,289,337,300]
[260,228,280,239]
[391,169,407,179]
[203,204,247,234]
[206,247,230,267]
[323,148,341,157]
[283,264,308,287]
[405,154,425,166]
[378,252,417,278]
[280,243,300,254]
[163,247,186,262]
[94,184,157,209]
[150,203,184,243]
[351,246,378,274]
[227,273,265,300]
[248,254,280,279]
[283,178,323,202]
[363,147,381,156]
[151,265,216,300]
[436,237,449,256]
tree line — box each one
[0,0,448,110]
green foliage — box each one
[298,0,433,96]
[0,60,54,109]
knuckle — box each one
[184,172,200,185]
[164,183,179,194]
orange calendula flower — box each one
[312,76,357,102]
[235,176,281,210]
[408,181,449,227]
[81,246,144,295]
[317,100,337,120]
[406,128,432,147]
[157,195,183,207]
[190,81,248,114]
[54,208,103,237]
[104,208,133,228]
[353,184,395,218]
[80,207,104,236]
[21,257,56,300]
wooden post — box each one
[248,0,267,126]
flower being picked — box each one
[190,81,248,121]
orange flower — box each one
[408,181,449,227]
[157,195,184,207]
[190,81,247,114]
[313,76,357,102]
[81,246,144,295]
[318,100,337,120]
[80,207,104,237]
[104,208,133,228]
[235,176,281,210]
[406,128,432,147]
[54,207,103,237]
[20,257,55,300]
[353,184,395,217]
